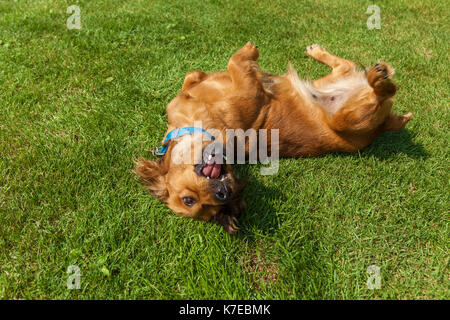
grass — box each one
[0,0,448,299]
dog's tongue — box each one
[202,163,221,179]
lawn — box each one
[0,0,448,299]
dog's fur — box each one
[136,43,412,233]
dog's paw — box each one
[368,62,396,97]
[223,215,239,234]
[235,41,259,61]
[211,211,239,234]
[370,62,395,80]
[403,112,413,123]
[306,44,326,59]
[383,112,413,132]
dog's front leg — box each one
[227,42,262,92]
[182,70,207,91]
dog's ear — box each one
[135,158,169,202]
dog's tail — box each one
[286,62,320,101]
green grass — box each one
[0,0,448,299]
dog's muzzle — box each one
[194,142,227,179]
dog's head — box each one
[135,135,245,233]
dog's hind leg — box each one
[328,62,411,136]
[305,44,356,87]
[382,112,413,132]
[366,62,412,131]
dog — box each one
[135,42,412,233]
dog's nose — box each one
[214,182,232,202]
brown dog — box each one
[135,42,412,233]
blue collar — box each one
[152,127,215,156]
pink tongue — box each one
[202,163,221,179]
[211,163,221,179]
[202,164,213,177]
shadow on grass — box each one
[350,129,428,160]
[231,128,427,237]
[231,166,286,239]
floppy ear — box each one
[135,158,169,202]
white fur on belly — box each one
[287,63,369,114]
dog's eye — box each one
[182,196,197,207]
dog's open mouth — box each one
[202,161,222,179]
[195,155,225,179]
[194,144,226,179]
